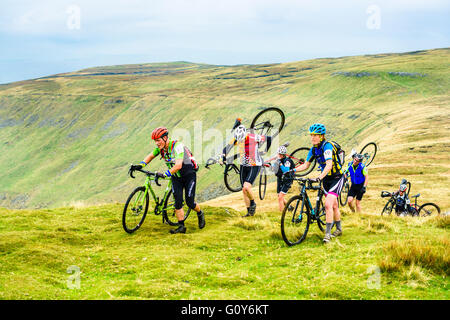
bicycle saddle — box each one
[411,193,420,198]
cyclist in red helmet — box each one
[130,127,205,234]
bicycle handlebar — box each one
[128,168,163,186]
[292,177,323,190]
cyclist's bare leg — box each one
[242,182,254,207]
[175,208,185,221]
[278,193,287,212]
[332,200,341,222]
[355,200,362,213]
[348,196,356,212]
[324,194,338,223]
[192,203,201,213]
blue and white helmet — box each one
[309,123,326,135]
[234,125,247,141]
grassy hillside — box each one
[0,203,448,299]
[0,49,449,210]
[0,50,449,300]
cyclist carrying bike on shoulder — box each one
[265,145,295,212]
[290,123,345,244]
[129,127,206,234]
[222,120,272,217]
[346,153,369,213]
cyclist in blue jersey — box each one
[290,123,345,244]
[346,153,369,213]
[265,145,295,212]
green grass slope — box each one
[0,49,449,211]
[0,204,448,299]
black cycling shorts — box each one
[171,172,197,210]
[277,176,292,194]
[322,174,345,197]
[348,183,365,201]
[240,165,261,185]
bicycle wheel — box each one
[259,167,267,200]
[418,203,441,217]
[289,147,316,177]
[381,199,394,216]
[122,186,149,233]
[163,189,191,226]
[280,195,311,246]
[250,107,285,140]
[339,180,349,206]
[224,163,242,192]
[315,198,327,232]
[360,142,377,167]
[162,190,191,226]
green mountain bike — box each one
[122,168,191,233]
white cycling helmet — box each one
[399,184,408,192]
[234,125,247,141]
[277,145,287,155]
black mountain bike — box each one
[206,107,285,193]
[380,191,440,217]
[280,178,327,246]
[205,154,242,192]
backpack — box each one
[328,140,345,166]
[160,140,199,171]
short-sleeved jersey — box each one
[306,140,343,176]
[274,156,295,179]
[229,133,266,167]
[347,161,368,184]
[152,139,197,177]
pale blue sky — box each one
[0,0,449,84]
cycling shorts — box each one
[240,165,261,185]
[171,172,197,210]
[322,174,345,197]
[277,176,292,194]
[348,183,365,201]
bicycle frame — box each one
[132,174,173,215]
[297,179,324,221]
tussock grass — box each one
[379,238,450,275]
[426,215,450,229]
[364,218,392,234]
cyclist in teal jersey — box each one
[130,127,205,234]
[346,153,369,213]
[290,123,345,244]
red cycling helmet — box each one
[151,127,168,140]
